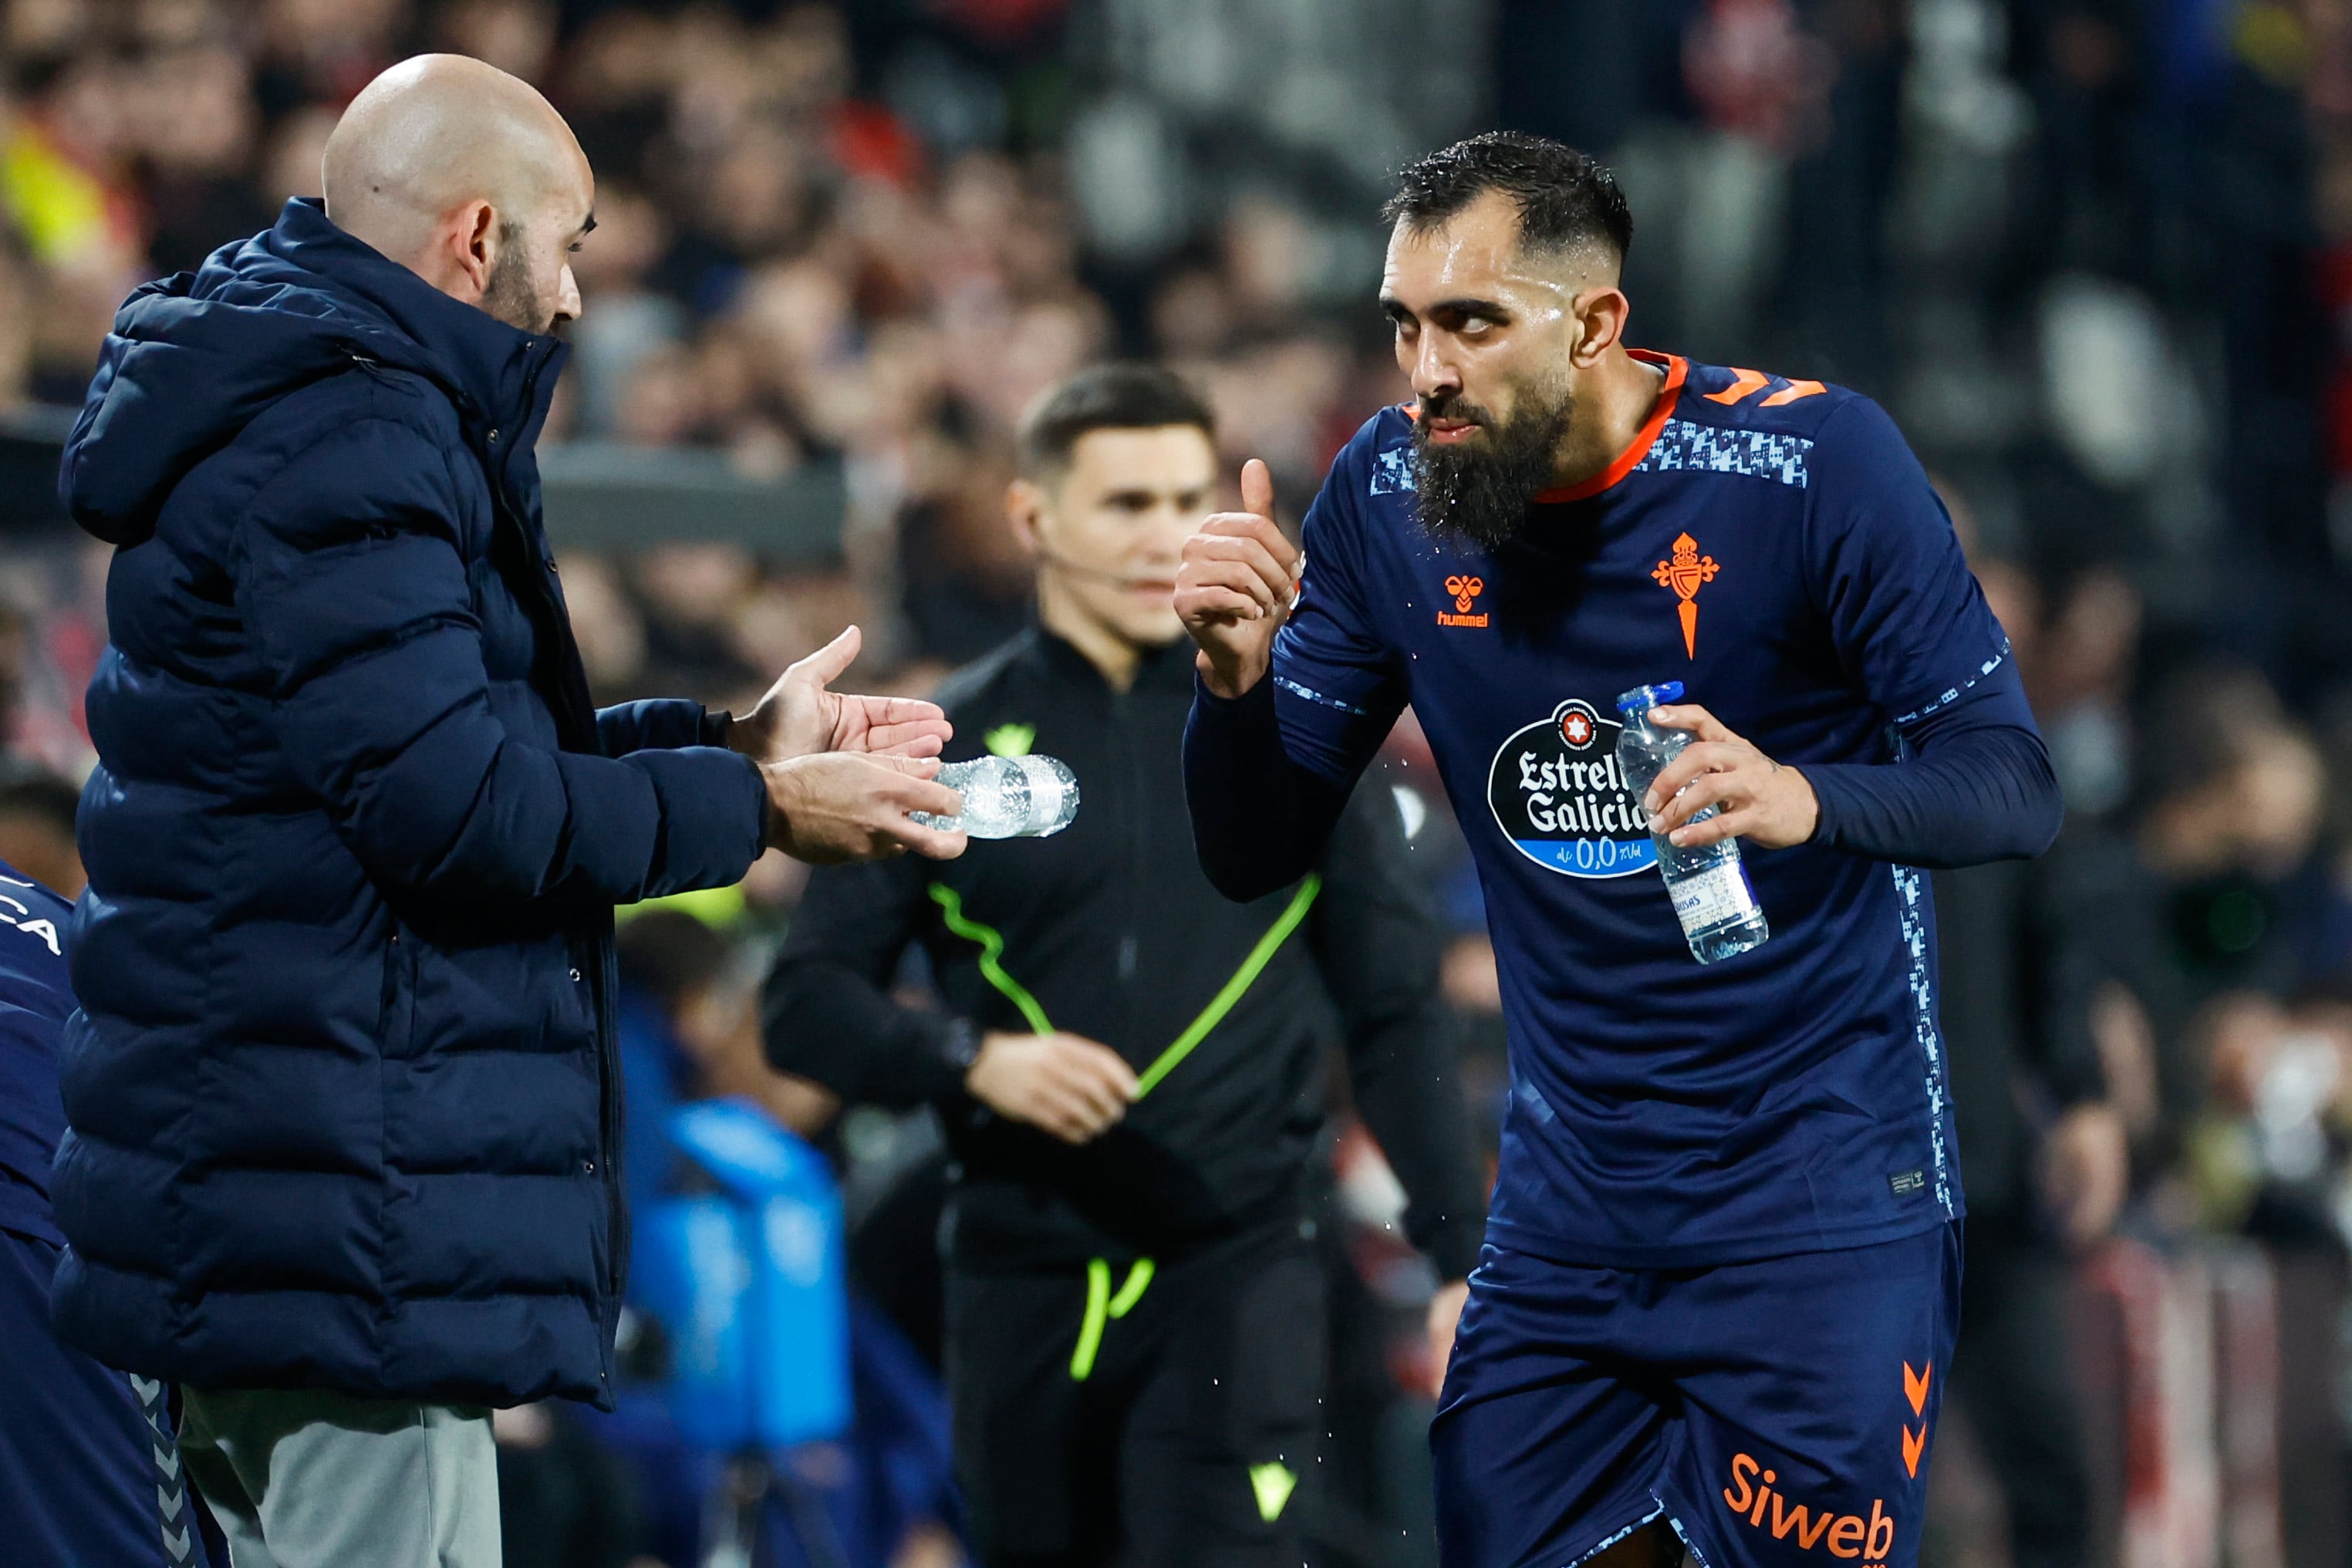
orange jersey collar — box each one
[1532,349,1686,504]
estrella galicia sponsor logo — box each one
[1488,700,1657,878]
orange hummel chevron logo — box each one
[1651,534,1718,658]
[1705,367,1770,405]
[1900,1360,1932,1479]
[1704,367,1825,408]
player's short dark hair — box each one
[1016,362,1216,481]
[1383,131,1633,265]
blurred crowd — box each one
[9,0,2352,1563]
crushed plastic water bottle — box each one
[912,755,1081,839]
[1614,682,1770,964]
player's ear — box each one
[1005,477,1048,557]
[1570,285,1630,367]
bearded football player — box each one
[1176,132,2061,1568]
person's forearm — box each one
[1183,675,1351,902]
[1804,723,2061,868]
[764,956,971,1107]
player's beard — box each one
[1411,373,1576,548]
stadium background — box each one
[4,0,2352,1564]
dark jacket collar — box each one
[62,199,568,545]
[258,199,563,434]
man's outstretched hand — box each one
[1176,459,1301,699]
[731,625,953,763]
[762,752,967,865]
[1640,704,1819,850]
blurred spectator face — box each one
[1151,268,1237,358]
[1382,189,1592,547]
[1682,0,1834,150]
[434,0,556,86]
[614,343,704,444]
[2235,736,2327,873]
[5,0,83,59]
[262,104,339,202]
[636,542,754,629]
[134,46,255,177]
[552,552,646,691]
[566,185,663,296]
[700,123,808,255]
[262,0,403,96]
[1008,425,1216,651]
[1224,192,1319,315]
[0,254,31,408]
[2143,677,2325,881]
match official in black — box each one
[766,364,1486,1568]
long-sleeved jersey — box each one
[767,629,1487,1276]
[1186,353,2062,1270]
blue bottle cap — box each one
[1615,680,1685,717]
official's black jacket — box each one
[766,629,1486,1276]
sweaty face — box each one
[1381,189,1594,546]
[1031,426,1218,649]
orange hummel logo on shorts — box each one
[1439,575,1488,629]
[1652,534,1719,658]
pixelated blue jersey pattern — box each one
[1633,419,1812,487]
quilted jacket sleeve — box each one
[596,699,732,757]
[234,412,766,905]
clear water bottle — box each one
[911,754,1081,839]
[1614,682,1770,963]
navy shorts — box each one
[1432,1223,1959,1568]
[0,1226,213,1566]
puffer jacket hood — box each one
[62,198,550,546]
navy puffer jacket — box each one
[49,200,768,1408]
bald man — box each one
[50,55,963,1568]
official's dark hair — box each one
[0,771,79,841]
[1383,131,1633,265]
[1017,362,1216,479]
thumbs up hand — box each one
[1175,459,1302,699]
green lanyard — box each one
[926,874,1323,1099]
[1068,1257,1156,1380]
[926,875,1324,1383]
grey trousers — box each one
[178,1388,501,1568]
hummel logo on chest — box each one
[1438,574,1488,629]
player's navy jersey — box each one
[1274,351,2010,1267]
[0,864,76,1245]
